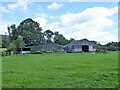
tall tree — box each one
[67,38,75,44]
[7,36,25,53]
[53,32,68,45]
[15,36,25,49]
[8,41,17,53]
[8,24,18,40]
[44,30,54,44]
[8,18,45,45]
[2,35,10,48]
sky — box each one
[0,0,119,45]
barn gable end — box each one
[63,39,97,52]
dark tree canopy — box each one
[44,30,54,44]
[53,32,69,45]
[2,35,10,48]
[8,18,45,46]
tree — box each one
[15,36,25,49]
[53,32,68,45]
[18,18,44,45]
[8,41,17,53]
[2,35,10,48]
[8,24,18,41]
[108,45,117,51]
[67,38,75,44]
[8,18,45,46]
[7,36,25,53]
[105,41,119,51]
[44,30,54,44]
[96,43,103,52]
[90,40,98,45]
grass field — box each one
[2,51,118,88]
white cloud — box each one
[49,16,56,19]
[47,3,63,9]
[33,17,47,28]
[97,35,118,45]
[7,0,31,11]
[0,25,8,35]
[43,6,118,44]
[0,6,11,13]
[8,3,18,10]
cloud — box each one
[1,5,117,44]
[97,35,118,45]
[47,3,63,9]
[0,6,11,13]
[7,0,31,11]
[33,17,47,29]
[49,16,56,19]
[43,6,118,44]
[0,25,8,35]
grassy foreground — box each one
[2,52,118,88]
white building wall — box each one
[73,48,82,52]
[89,46,96,51]
[21,51,30,53]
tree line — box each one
[2,18,75,52]
[1,18,119,52]
[96,42,119,52]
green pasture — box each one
[2,51,118,88]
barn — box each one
[21,43,63,53]
[63,39,97,52]
[41,43,63,50]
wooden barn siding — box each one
[70,41,96,49]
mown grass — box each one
[2,51,118,88]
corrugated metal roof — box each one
[41,43,63,50]
[64,39,96,47]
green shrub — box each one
[52,48,61,52]
[96,49,104,52]
[2,51,6,56]
[44,48,52,51]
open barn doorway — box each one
[82,45,89,52]
[21,48,31,53]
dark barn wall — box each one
[21,43,63,53]
[21,45,43,53]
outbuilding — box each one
[63,39,97,52]
[20,43,63,53]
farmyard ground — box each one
[2,52,118,88]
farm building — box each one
[63,39,97,52]
[21,43,63,53]
[41,43,63,50]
